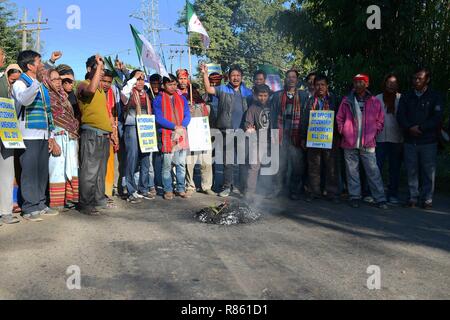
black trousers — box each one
[79,129,110,210]
[19,139,49,214]
[307,147,339,197]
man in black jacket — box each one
[397,67,445,209]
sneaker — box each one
[80,208,101,216]
[203,189,217,196]
[388,197,400,205]
[363,196,374,204]
[232,187,242,196]
[423,200,433,210]
[219,188,231,198]
[377,202,389,210]
[22,211,43,222]
[349,199,360,208]
[132,192,144,199]
[140,192,155,200]
[164,192,174,200]
[41,207,60,216]
[1,215,20,225]
[149,188,157,197]
[127,195,142,203]
[64,203,77,211]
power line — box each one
[15,8,50,52]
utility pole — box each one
[21,8,27,50]
[16,8,49,51]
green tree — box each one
[178,0,312,80]
[275,0,449,97]
[0,0,22,68]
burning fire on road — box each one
[194,200,261,225]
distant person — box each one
[375,73,403,205]
[397,67,444,209]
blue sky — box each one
[13,0,198,79]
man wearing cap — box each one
[336,74,388,209]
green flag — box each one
[186,1,210,48]
[130,24,169,77]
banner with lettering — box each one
[0,98,25,149]
[136,115,158,153]
[306,110,334,149]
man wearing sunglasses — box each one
[56,65,81,122]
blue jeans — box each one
[376,142,403,198]
[344,148,386,203]
[162,150,187,193]
[124,126,154,195]
[404,143,437,202]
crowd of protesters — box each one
[0,47,447,226]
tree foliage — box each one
[178,0,313,79]
[275,0,449,97]
[0,0,22,67]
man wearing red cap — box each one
[336,74,388,209]
[176,69,190,100]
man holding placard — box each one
[121,70,157,203]
[184,84,214,196]
[301,74,340,203]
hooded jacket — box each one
[336,91,384,149]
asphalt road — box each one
[1,192,449,300]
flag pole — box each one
[188,32,194,107]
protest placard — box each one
[0,98,25,149]
[306,110,334,149]
[187,117,212,152]
[136,115,158,153]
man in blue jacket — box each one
[201,63,253,198]
[153,74,191,200]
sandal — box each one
[105,202,117,209]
